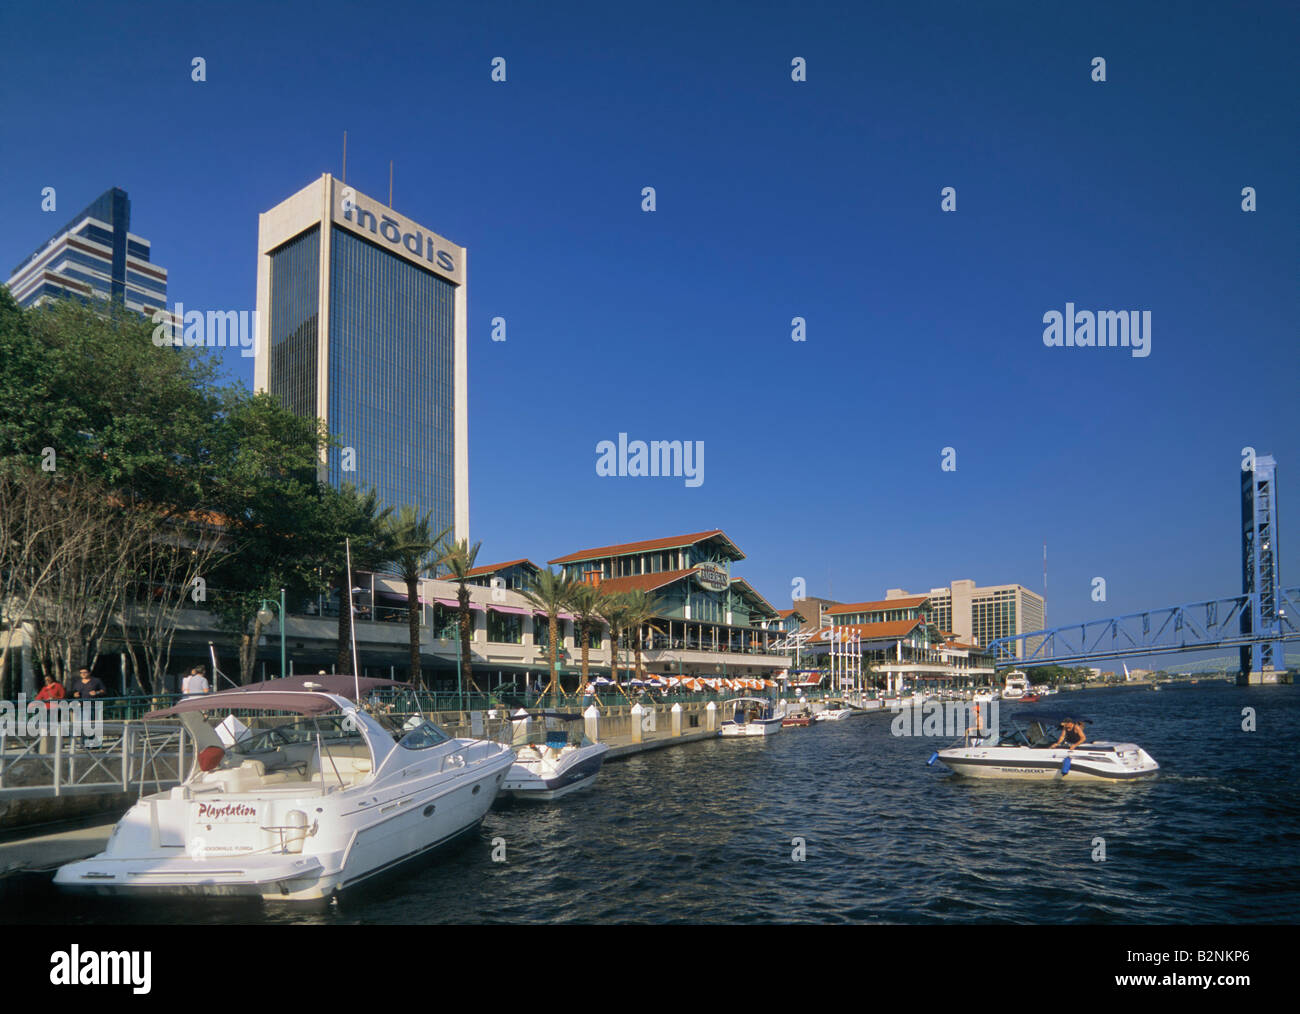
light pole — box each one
[256,588,287,679]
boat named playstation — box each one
[54,676,514,902]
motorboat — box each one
[930,713,1159,782]
[1020,692,1042,703]
[815,700,853,721]
[501,711,610,800]
[719,697,784,736]
[1002,672,1029,700]
[54,676,515,902]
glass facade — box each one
[972,590,1018,651]
[326,228,455,533]
[268,227,320,421]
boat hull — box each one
[936,743,1159,782]
[719,718,782,736]
[501,744,609,801]
[55,745,515,902]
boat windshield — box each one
[994,720,1059,748]
[394,717,451,751]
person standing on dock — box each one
[71,667,107,700]
[181,665,210,695]
[36,673,66,709]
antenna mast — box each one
[346,538,361,700]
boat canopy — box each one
[144,675,409,719]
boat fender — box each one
[284,810,309,854]
[1061,756,1071,776]
[927,751,939,766]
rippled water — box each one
[16,683,1300,924]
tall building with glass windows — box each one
[254,174,468,540]
[5,187,168,314]
[885,580,1045,659]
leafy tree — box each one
[382,506,451,688]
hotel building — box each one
[885,580,1045,660]
[254,174,468,540]
[6,187,168,315]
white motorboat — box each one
[501,711,610,800]
[931,714,1159,782]
[1001,672,1029,700]
[54,676,515,902]
[719,697,785,736]
[815,700,853,721]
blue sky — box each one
[1,1,1296,661]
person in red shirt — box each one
[35,674,66,709]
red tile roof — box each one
[825,595,929,615]
[549,530,741,565]
[464,559,537,578]
[777,608,806,619]
[808,618,925,641]
[593,569,697,594]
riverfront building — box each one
[254,174,468,540]
[5,187,168,315]
[549,530,792,679]
[810,595,996,694]
[884,580,1045,660]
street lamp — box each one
[257,588,287,679]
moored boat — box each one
[54,676,515,902]
[719,697,784,736]
[502,711,610,800]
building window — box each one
[487,611,522,644]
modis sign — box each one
[331,184,464,286]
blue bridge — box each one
[988,454,1292,682]
[987,586,1299,669]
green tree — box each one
[569,582,607,685]
[520,568,580,699]
[321,484,395,675]
[439,539,482,695]
[382,506,451,689]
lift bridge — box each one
[988,454,1294,683]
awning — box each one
[489,605,529,616]
[434,598,482,610]
[144,675,408,719]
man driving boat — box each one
[1050,718,1087,750]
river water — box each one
[13,682,1300,924]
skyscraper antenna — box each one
[342,130,348,184]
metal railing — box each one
[0,721,187,797]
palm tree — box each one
[438,538,482,695]
[569,582,607,685]
[324,484,395,675]
[520,568,580,700]
[597,590,633,696]
[382,506,451,689]
[620,588,663,682]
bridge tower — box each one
[1240,453,1285,684]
